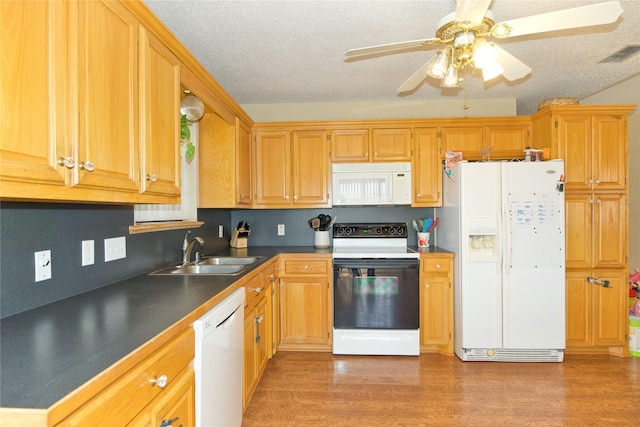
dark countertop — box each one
[0,245,447,410]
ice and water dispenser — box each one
[466,218,498,261]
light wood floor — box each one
[242,352,639,426]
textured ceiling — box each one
[144,0,640,116]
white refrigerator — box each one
[439,161,566,362]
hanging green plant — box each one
[180,114,196,164]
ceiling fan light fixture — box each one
[426,50,450,79]
[472,38,497,69]
[482,62,504,81]
[441,65,459,88]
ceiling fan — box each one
[344,0,624,92]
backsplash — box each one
[0,203,435,318]
[0,202,230,318]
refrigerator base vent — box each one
[460,348,564,362]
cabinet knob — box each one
[57,156,76,169]
[594,179,601,185]
[79,160,95,172]
[146,173,157,182]
[435,264,441,269]
[149,374,168,388]
[249,287,263,294]
[425,283,430,289]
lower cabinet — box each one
[277,255,332,350]
[57,328,195,426]
[566,270,628,350]
[128,368,195,427]
[420,253,454,354]
[243,270,270,410]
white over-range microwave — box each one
[331,162,412,206]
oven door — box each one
[333,258,419,330]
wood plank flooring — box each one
[242,352,639,426]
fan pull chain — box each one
[463,68,469,110]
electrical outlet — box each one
[278,224,285,236]
[218,224,224,238]
[104,236,126,262]
[82,240,95,266]
[34,250,52,282]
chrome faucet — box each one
[182,232,205,264]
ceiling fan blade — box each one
[344,38,440,57]
[496,1,623,38]
[493,45,532,81]
[397,61,431,93]
[455,0,492,24]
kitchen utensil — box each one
[428,217,439,232]
[308,217,321,230]
[423,218,433,232]
[328,216,337,229]
[411,219,419,231]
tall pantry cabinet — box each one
[531,105,635,354]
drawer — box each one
[282,259,328,275]
[245,280,268,308]
[59,328,195,427]
[421,257,451,275]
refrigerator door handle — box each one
[503,201,512,276]
[496,201,503,276]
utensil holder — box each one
[314,230,330,249]
[417,232,430,248]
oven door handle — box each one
[333,259,419,269]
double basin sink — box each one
[150,256,264,276]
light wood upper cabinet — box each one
[484,123,530,160]
[292,130,330,206]
[253,130,330,208]
[412,128,441,207]
[237,118,253,206]
[330,129,369,162]
[139,27,181,198]
[371,128,412,161]
[330,127,411,162]
[74,0,140,194]
[254,130,291,206]
[1,0,182,204]
[565,193,626,270]
[441,126,483,159]
[0,0,68,189]
[531,106,631,192]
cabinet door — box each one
[199,112,236,207]
[565,271,592,347]
[420,276,450,345]
[236,118,253,206]
[254,131,291,206]
[139,28,181,199]
[591,115,627,191]
[331,129,369,162]
[280,277,329,345]
[412,128,441,206]
[565,193,593,270]
[75,0,139,193]
[484,124,530,160]
[0,0,68,190]
[441,127,483,160]
[292,130,330,206]
[556,114,592,192]
[591,270,627,346]
[256,297,269,378]
[592,193,626,269]
[243,306,258,409]
[371,128,412,161]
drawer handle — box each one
[249,287,263,294]
[149,374,168,388]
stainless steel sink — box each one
[198,256,262,266]
[149,256,264,276]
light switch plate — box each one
[82,240,95,266]
[35,250,52,282]
[104,236,126,262]
[278,224,285,236]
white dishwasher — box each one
[193,287,245,427]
